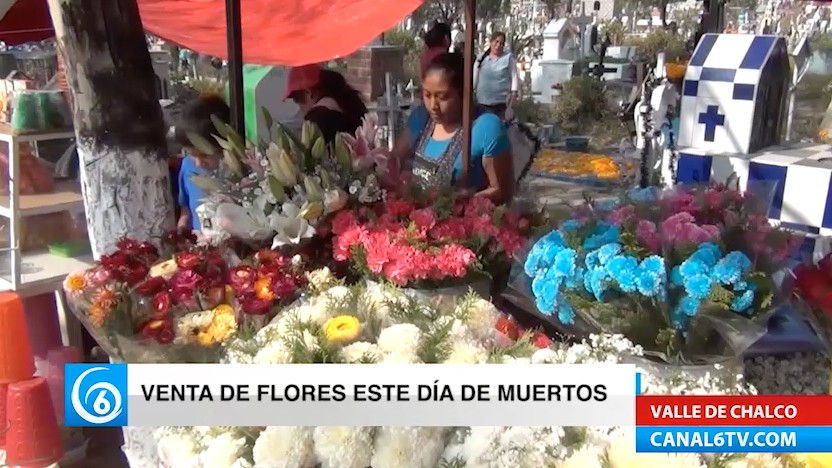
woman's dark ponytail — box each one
[423,22,452,49]
[316,69,368,128]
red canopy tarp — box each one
[0,0,423,65]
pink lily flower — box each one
[340,113,389,171]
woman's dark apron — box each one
[410,120,464,190]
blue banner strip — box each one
[636,426,832,453]
[635,372,641,395]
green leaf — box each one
[186,132,217,156]
[261,107,274,133]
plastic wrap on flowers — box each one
[64,291,224,364]
[516,182,803,365]
[787,258,832,356]
[621,353,747,389]
[365,278,491,307]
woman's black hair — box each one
[423,22,452,49]
[313,69,368,128]
[174,94,231,151]
[490,31,506,42]
[424,52,465,95]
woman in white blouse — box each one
[473,31,521,121]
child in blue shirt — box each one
[173,95,230,232]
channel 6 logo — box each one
[64,363,128,427]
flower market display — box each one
[521,184,803,364]
[57,105,832,468]
[150,280,803,468]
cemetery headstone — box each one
[534,19,580,104]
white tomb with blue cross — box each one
[676,33,832,260]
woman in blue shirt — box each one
[389,52,513,203]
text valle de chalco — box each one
[141,383,609,402]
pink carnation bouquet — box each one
[329,194,535,287]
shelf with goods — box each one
[0,123,93,294]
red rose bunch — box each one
[330,195,533,286]
[133,245,230,344]
[227,250,305,316]
[792,254,832,316]
[97,237,160,287]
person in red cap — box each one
[283,64,368,142]
[419,22,451,78]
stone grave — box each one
[673,33,830,355]
[532,18,580,104]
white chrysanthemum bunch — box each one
[223,282,512,367]
[214,282,523,468]
[439,334,770,468]
[153,426,251,468]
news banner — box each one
[64,363,832,453]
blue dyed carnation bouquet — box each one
[520,184,801,363]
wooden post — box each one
[46,0,174,259]
[462,0,476,186]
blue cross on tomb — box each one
[698,105,725,142]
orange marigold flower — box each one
[254,277,275,301]
[63,273,86,292]
[87,304,108,327]
[94,288,119,310]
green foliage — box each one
[282,315,344,363]
[626,30,689,64]
[438,457,466,468]
[385,29,422,83]
[601,20,626,46]
[487,332,537,362]
[512,96,555,125]
[812,33,832,59]
[551,76,609,134]
[418,318,455,363]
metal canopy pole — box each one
[226,0,245,135]
[461,0,476,187]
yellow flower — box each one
[196,330,215,346]
[149,259,178,279]
[820,129,830,141]
[206,304,237,343]
[63,273,86,292]
[791,453,832,468]
[323,315,361,344]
